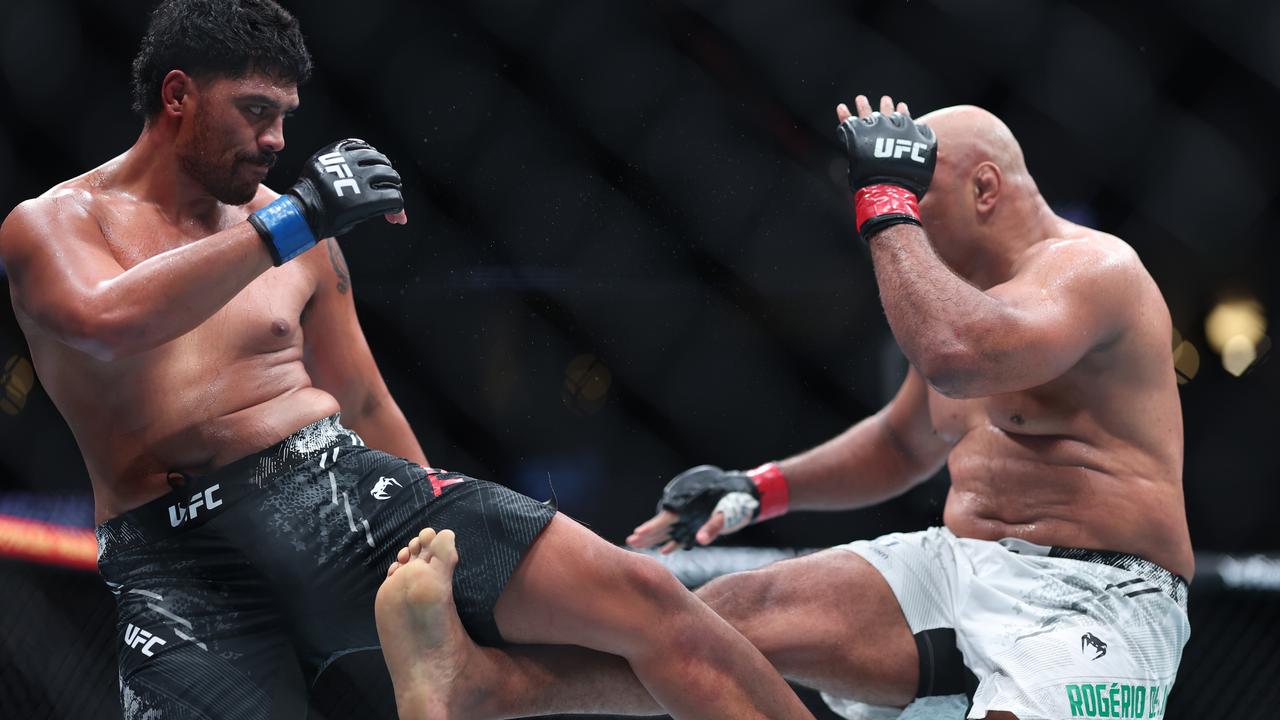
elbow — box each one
[64,316,127,362]
[916,343,985,399]
[56,300,146,362]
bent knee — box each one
[592,553,710,651]
[695,567,780,627]
[613,552,695,611]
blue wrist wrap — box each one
[249,196,316,265]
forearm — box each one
[83,223,273,359]
[868,225,1005,385]
[778,412,939,512]
[344,390,429,466]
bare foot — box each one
[375,528,473,720]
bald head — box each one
[908,105,1053,280]
[917,105,1032,189]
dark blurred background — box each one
[1,0,1277,717]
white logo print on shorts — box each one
[125,623,167,657]
[167,484,223,528]
[371,476,402,501]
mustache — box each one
[237,152,277,169]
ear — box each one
[972,161,1001,216]
[159,70,194,118]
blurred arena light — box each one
[0,515,96,572]
[1204,296,1267,377]
[1,355,34,415]
[1171,328,1199,385]
[562,353,612,415]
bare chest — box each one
[195,276,313,359]
[97,200,315,356]
[96,198,241,267]
[926,373,1090,442]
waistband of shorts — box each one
[999,537,1189,608]
[96,414,362,558]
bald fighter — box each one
[0,1,813,718]
[378,95,1191,720]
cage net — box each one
[2,0,1278,717]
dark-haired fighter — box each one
[0,1,811,718]
[378,96,1192,720]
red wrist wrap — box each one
[748,462,790,521]
[853,184,921,237]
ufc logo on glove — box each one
[319,151,361,196]
[873,137,929,163]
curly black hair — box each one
[131,0,313,118]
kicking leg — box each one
[375,528,635,720]
[377,516,813,719]
[696,548,918,706]
[375,525,674,719]
[487,513,811,719]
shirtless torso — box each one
[622,98,1194,718]
[0,71,421,525]
[736,100,1194,579]
[927,223,1191,579]
[3,41,826,717]
[6,166,336,522]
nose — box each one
[259,116,285,154]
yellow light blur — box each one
[1205,298,1266,354]
[1221,335,1257,377]
[1172,340,1199,384]
[1,355,34,416]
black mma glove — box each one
[657,463,790,549]
[836,111,937,242]
[249,138,404,265]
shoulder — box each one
[1,185,102,258]
[1021,226,1167,347]
[1019,226,1149,296]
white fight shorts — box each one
[821,527,1189,720]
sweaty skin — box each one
[402,98,1194,720]
[0,74,420,524]
[870,102,1192,580]
[634,99,1192,581]
[4,70,818,720]
[377,97,1195,719]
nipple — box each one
[1010,414,1025,426]
[271,319,291,337]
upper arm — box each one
[929,239,1139,397]
[300,237,388,417]
[879,365,949,478]
[0,196,126,351]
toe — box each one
[417,527,438,551]
[428,529,458,566]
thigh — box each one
[281,461,558,661]
[698,548,919,707]
[114,585,295,720]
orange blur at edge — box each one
[0,513,98,572]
